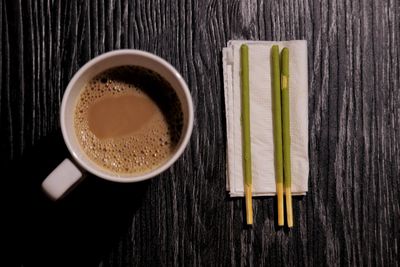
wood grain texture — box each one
[1,0,400,266]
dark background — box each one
[1,0,399,266]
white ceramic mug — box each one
[42,50,194,200]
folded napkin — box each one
[223,40,309,197]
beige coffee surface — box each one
[88,93,159,139]
[74,66,183,175]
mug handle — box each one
[41,159,83,200]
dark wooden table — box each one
[2,0,399,266]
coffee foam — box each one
[74,66,183,175]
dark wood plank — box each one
[1,0,399,266]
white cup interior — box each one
[61,50,193,183]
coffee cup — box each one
[42,50,194,200]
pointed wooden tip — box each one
[286,187,293,227]
[277,183,284,226]
[245,184,253,225]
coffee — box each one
[74,66,183,175]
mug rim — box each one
[60,49,194,183]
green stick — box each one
[271,45,284,226]
[281,47,293,227]
[241,44,253,225]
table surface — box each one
[2,0,399,266]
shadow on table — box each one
[3,130,148,267]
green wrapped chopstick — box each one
[241,44,253,225]
[281,48,293,227]
[271,45,284,226]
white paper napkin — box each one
[223,40,309,197]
